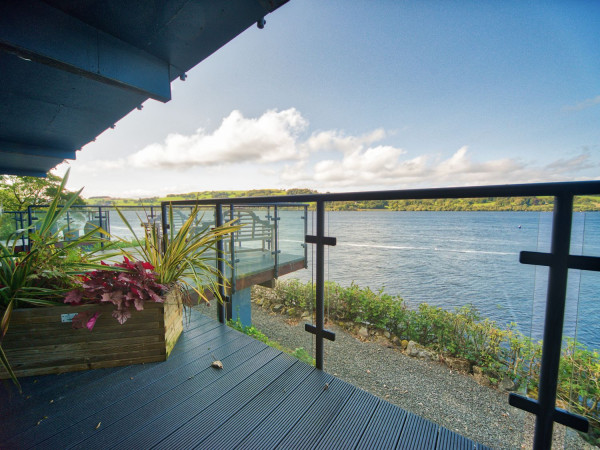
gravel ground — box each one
[197,302,592,449]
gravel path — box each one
[197,302,591,449]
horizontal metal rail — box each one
[164,180,600,206]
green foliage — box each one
[83,238,144,253]
[227,319,315,366]
[0,169,110,390]
[329,196,600,212]
[0,213,18,241]
[0,172,85,211]
[85,188,306,206]
[254,279,600,438]
[117,205,240,306]
[558,339,600,440]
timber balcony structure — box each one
[1,180,599,449]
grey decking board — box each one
[156,353,298,450]
[315,386,380,450]
[71,339,270,450]
[0,313,214,425]
[437,427,476,449]
[112,346,281,450]
[355,400,408,450]
[33,333,250,449]
[274,377,356,449]
[1,310,488,450]
[234,368,334,450]
[0,322,228,442]
[397,412,439,450]
[2,318,230,445]
[194,360,315,450]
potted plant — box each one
[0,173,238,391]
[0,170,114,389]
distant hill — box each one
[84,190,600,211]
[84,189,318,206]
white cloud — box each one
[283,145,598,190]
[69,108,599,195]
[564,95,600,112]
[304,128,387,154]
[544,152,594,174]
[128,108,308,169]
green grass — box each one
[227,319,315,366]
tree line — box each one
[1,174,598,212]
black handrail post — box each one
[315,200,325,370]
[215,203,226,324]
[105,207,111,239]
[19,211,26,249]
[98,207,104,249]
[273,205,279,278]
[27,205,33,251]
[303,205,308,268]
[533,193,573,449]
[160,203,169,254]
[304,201,336,369]
[229,204,236,296]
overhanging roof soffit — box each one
[0,1,171,102]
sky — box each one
[55,1,600,199]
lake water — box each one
[284,210,600,351]
[108,208,600,350]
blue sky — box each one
[57,1,600,198]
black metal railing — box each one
[165,180,600,450]
[0,205,166,250]
[160,202,308,308]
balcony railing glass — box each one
[166,181,599,449]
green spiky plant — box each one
[116,205,240,308]
[0,169,115,391]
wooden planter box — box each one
[0,291,183,379]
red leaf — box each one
[86,312,100,331]
[72,311,98,330]
[64,290,83,304]
[141,261,154,270]
[100,292,114,303]
[134,298,144,311]
[147,290,164,303]
[112,309,131,325]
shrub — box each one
[64,257,166,328]
[253,279,599,438]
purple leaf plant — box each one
[65,258,167,330]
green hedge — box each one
[253,279,599,442]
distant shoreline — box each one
[84,190,600,212]
[84,200,600,213]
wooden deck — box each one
[0,310,490,449]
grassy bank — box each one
[227,319,314,366]
[252,279,599,445]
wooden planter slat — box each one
[7,353,167,378]
[0,291,183,379]
[4,328,166,348]
[6,335,165,358]
[4,321,164,339]
[9,306,163,324]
